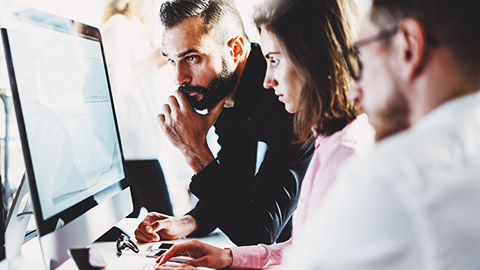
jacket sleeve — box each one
[186,200,218,238]
[187,106,313,246]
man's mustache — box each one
[178,84,208,95]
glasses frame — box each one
[116,233,139,255]
[343,24,399,81]
[343,22,440,82]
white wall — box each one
[8,0,108,27]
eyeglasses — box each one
[116,233,139,255]
[343,23,440,81]
[343,24,399,81]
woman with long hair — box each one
[153,0,374,268]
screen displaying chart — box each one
[7,19,124,220]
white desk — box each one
[55,218,235,269]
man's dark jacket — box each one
[187,43,313,246]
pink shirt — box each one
[230,114,374,269]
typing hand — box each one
[156,240,233,269]
[155,263,197,270]
[158,90,226,173]
[135,213,198,243]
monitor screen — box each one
[0,182,5,263]
[2,9,128,236]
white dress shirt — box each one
[101,14,161,160]
[282,91,480,270]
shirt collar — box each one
[413,90,480,133]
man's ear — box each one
[227,36,246,63]
[397,19,429,80]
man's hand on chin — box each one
[158,90,226,173]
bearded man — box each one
[134,0,313,246]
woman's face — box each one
[260,27,304,114]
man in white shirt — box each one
[282,0,480,269]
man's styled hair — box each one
[254,0,359,142]
[159,0,248,45]
[371,0,480,77]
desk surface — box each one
[53,217,235,270]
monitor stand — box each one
[5,174,41,269]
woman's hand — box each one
[155,263,197,270]
[156,240,233,269]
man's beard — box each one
[179,60,238,110]
[372,86,410,141]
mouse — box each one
[95,225,131,242]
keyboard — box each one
[110,255,158,270]
[109,254,191,270]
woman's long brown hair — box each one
[254,0,360,143]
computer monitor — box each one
[0,180,7,270]
[1,9,133,269]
